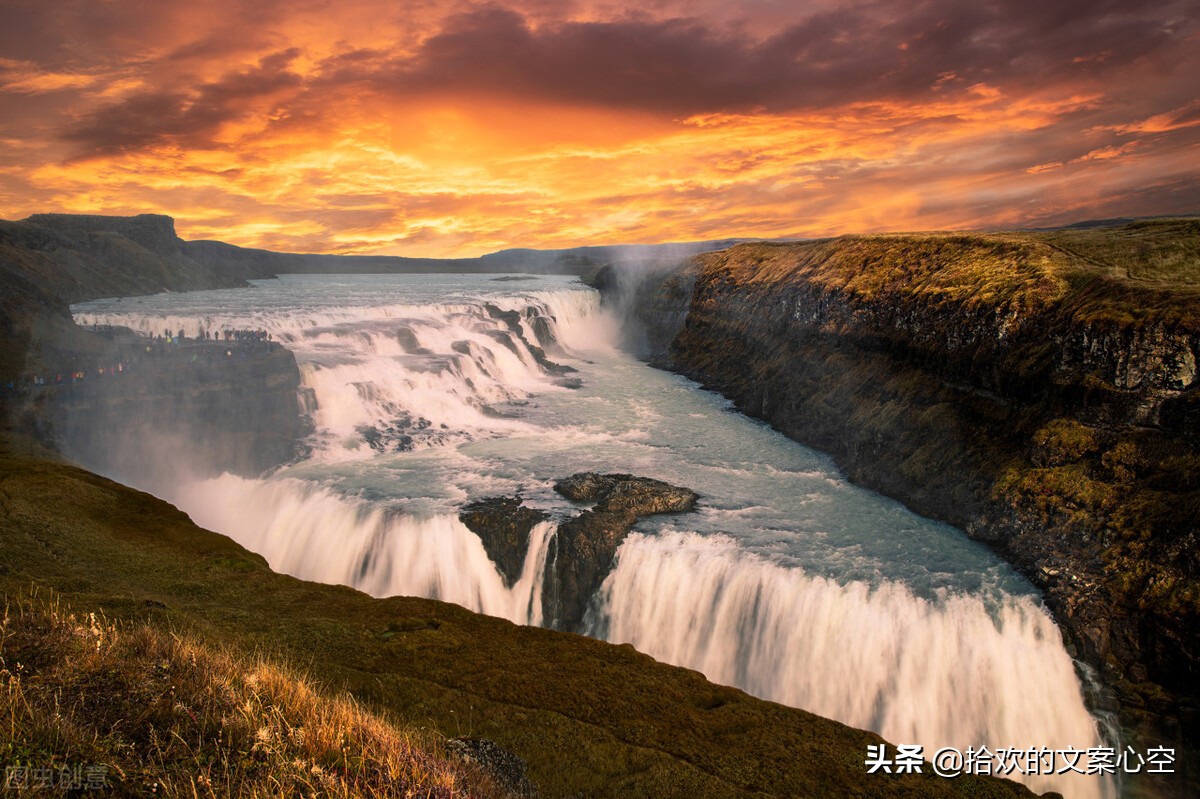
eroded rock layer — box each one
[620,224,1200,797]
[460,473,699,631]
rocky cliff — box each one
[0,213,263,406]
[460,473,699,631]
[620,220,1200,798]
[0,214,307,477]
[43,336,307,483]
[2,214,261,307]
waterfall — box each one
[74,275,1118,799]
[76,284,615,457]
[175,473,556,626]
[592,530,1114,799]
[170,477,1114,798]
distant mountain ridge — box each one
[3,211,747,299]
[180,234,753,276]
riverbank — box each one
[615,219,1199,798]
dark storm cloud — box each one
[62,49,303,158]
[49,0,1199,159]
[314,0,1197,114]
[0,0,281,69]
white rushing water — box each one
[75,274,1115,798]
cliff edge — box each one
[0,214,315,478]
[624,219,1200,798]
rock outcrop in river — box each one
[460,496,550,587]
[548,472,699,630]
[615,220,1200,798]
[460,473,699,630]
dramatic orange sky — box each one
[2,0,1198,257]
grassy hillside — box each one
[1,594,510,798]
[0,442,1037,798]
[707,219,1200,326]
[1036,219,1200,285]
[715,234,1067,312]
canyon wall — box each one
[43,336,308,484]
[0,214,306,477]
[621,223,1200,796]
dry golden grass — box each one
[700,220,1200,329]
[1037,219,1200,285]
[702,234,1070,315]
[0,590,509,798]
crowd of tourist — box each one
[151,327,272,344]
[1,325,277,396]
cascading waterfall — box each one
[77,283,616,456]
[592,530,1111,799]
[173,472,1112,798]
[176,474,557,626]
[72,274,1116,799]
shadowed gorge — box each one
[618,219,1200,797]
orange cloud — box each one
[1,1,1198,256]
[1108,100,1200,135]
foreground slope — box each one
[0,443,1037,798]
[1,595,514,798]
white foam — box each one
[176,473,553,625]
[594,531,1115,799]
[79,286,614,459]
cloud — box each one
[0,0,1197,255]
[0,0,218,68]
[45,0,1200,159]
[62,49,303,158]
[0,59,100,94]
[305,0,1198,115]
[1109,100,1200,134]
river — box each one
[74,272,1115,798]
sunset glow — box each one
[2,0,1198,256]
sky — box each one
[1,0,1198,257]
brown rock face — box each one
[618,231,1200,799]
[460,497,549,586]
[34,333,308,484]
[459,474,698,632]
[553,472,699,514]
[545,473,698,631]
